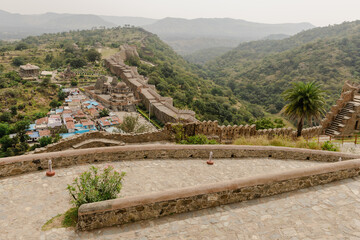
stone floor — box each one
[1,158,358,239]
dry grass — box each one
[233,136,323,150]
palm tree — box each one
[282,81,326,137]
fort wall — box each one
[103,45,197,124]
[2,145,359,178]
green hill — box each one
[0,27,268,126]
[205,21,360,114]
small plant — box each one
[321,141,339,152]
[67,166,126,207]
[180,134,218,145]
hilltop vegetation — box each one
[205,21,360,114]
[0,27,269,126]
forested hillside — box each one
[0,27,267,126]
[205,21,360,114]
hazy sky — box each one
[1,0,359,26]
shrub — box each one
[321,141,339,151]
[118,114,149,133]
[39,136,53,147]
[70,80,78,86]
[180,134,218,145]
[99,108,110,118]
[67,166,126,207]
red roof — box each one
[66,121,75,129]
[80,119,94,126]
[39,130,51,137]
[64,117,74,122]
[50,114,61,119]
[88,108,98,114]
[35,117,48,125]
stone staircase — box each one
[325,95,360,136]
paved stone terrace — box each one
[1,158,357,239]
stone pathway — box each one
[1,158,357,239]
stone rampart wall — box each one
[321,89,355,130]
[166,121,323,143]
[2,145,359,178]
[77,159,360,231]
[104,46,197,124]
[33,130,172,154]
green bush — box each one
[39,136,53,147]
[321,141,339,151]
[67,166,126,207]
[180,134,218,145]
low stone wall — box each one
[33,130,172,153]
[1,145,359,178]
[77,159,360,231]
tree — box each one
[39,136,53,147]
[15,42,29,50]
[69,58,86,68]
[10,106,17,116]
[58,90,66,101]
[0,112,12,123]
[282,81,325,137]
[118,114,149,133]
[70,80,78,86]
[0,123,9,138]
[49,99,60,108]
[99,108,110,117]
[86,49,101,62]
[12,57,25,66]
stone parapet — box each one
[1,145,359,178]
[33,130,172,154]
[77,158,360,231]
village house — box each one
[19,63,40,78]
[97,116,121,130]
[35,117,48,130]
[48,115,62,128]
[38,129,51,138]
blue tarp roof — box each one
[29,131,40,138]
[84,101,99,106]
[27,124,36,131]
[56,109,64,113]
[60,133,76,138]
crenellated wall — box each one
[166,121,322,143]
[103,45,197,124]
[321,88,355,130]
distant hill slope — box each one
[205,21,360,113]
[99,16,157,27]
[0,10,115,40]
[184,47,233,65]
[143,18,314,55]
